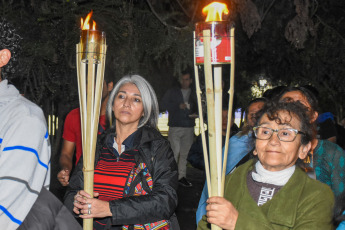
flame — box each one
[202,2,229,22]
[81,10,97,30]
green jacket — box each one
[198,159,334,230]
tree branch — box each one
[175,0,191,18]
[261,0,277,23]
[145,0,189,31]
[315,14,345,45]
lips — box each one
[120,110,131,115]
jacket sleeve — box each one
[160,89,181,113]
[0,115,50,228]
[109,139,179,225]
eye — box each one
[260,127,271,136]
[117,92,126,99]
[280,129,293,137]
[134,97,141,103]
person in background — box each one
[64,75,179,229]
[279,86,345,198]
[302,85,337,143]
[57,76,114,186]
[198,101,334,230]
[187,107,238,171]
[160,70,197,187]
[0,18,80,230]
[196,98,266,225]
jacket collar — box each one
[103,126,161,154]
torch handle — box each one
[193,32,212,197]
[221,27,235,196]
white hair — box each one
[106,74,159,129]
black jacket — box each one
[64,126,179,229]
[19,187,82,230]
[160,87,197,127]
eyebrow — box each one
[118,91,142,97]
[258,122,293,128]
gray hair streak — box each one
[106,75,159,129]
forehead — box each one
[248,101,264,113]
[281,91,311,108]
[181,74,191,80]
[259,110,301,128]
[119,83,140,93]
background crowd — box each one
[2,15,345,230]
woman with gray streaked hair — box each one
[64,75,180,229]
[106,75,159,129]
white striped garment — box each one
[0,80,51,230]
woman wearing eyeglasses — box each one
[197,101,334,230]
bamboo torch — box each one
[194,2,235,229]
[76,10,107,230]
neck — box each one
[115,122,138,146]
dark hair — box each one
[263,86,287,99]
[245,97,268,121]
[255,100,314,145]
[239,97,267,136]
[0,18,22,80]
[277,86,319,113]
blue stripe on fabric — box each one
[45,131,48,139]
[0,138,2,144]
[0,205,22,225]
[3,146,48,169]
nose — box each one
[123,97,130,108]
[268,131,280,145]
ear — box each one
[0,49,11,68]
[253,149,258,156]
[107,82,114,92]
[310,111,319,123]
[298,141,311,160]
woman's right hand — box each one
[206,196,238,230]
[73,190,112,218]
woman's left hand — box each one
[206,196,238,230]
[74,190,113,219]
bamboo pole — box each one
[76,38,106,230]
[203,30,217,197]
[193,32,211,197]
[221,27,235,196]
[203,29,221,230]
[82,45,96,229]
[213,65,222,194]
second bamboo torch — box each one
[193,2,235,229]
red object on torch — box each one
[195,2,231,65]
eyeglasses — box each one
[253,126,306,142]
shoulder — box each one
[295,167,334,201]
[2,96,46,128]
[140,126,168,147]
[226,159,254,182]
[66,108,80,118]
[316,139,345,157]
[138,126,171,157]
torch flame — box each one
[81,10,97,30]
[202,2,229,22]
